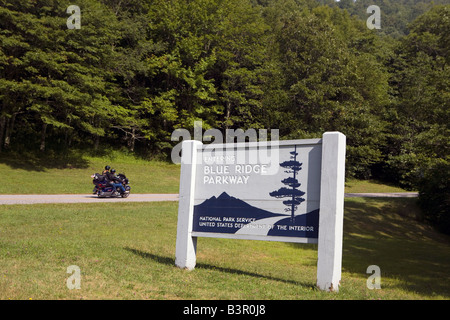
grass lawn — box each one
[1,151,413,195]
[0,198,448,300]
[0,151,180,194]
[345,178,415,193]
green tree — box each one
[0,0,123,152]
[384,5,450,188]
[417,160,450,235]
[208,0,272,131]
[131,0,275,154]
[263,1,390,177]
[332,0,450,38]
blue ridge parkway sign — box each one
[175,132,346,292]
[192,142,321,241]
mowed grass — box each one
[345,178,413,193]
[0,151,180,194]
[0,198,449,300]
[0,150,412,195]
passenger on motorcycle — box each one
[92,166,110,194]
[106,168,126,194]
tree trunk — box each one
[3,117,10,149]
[130,127,135,152]
[0,116,5,153]
[40,123,47,152]
[94,134,99,150]
[2,112,19,150]
[225,101,231,130]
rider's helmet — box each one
[105,165,111,171]
[111,169,116,174]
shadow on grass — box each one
[343,198,450,298]
[0,150,89,171]
[124,247,316,289]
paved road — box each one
[344,192,418,198]
[0,192,418,205]
[0,193,179,205]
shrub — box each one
[417,160,450,235]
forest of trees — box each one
[0,1,449,231]
[323,0,450,37]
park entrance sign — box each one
[175,132,346,292]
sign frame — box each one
[175,132,346,292]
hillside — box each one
[0,197,448,299]
[1,0,448,186]
[321,0,450,37]
[0,0,448,238]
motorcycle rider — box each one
[102,165,111,175]
[106,168,126,194]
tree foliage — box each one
[417,160,450,235]
[323,0,450,38]
[382,4,449,189]
[0,1,448,201]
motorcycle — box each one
[91,173,131,198]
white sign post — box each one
[316,132,346,292]
[175,140,202,270]
[175,132,346,292]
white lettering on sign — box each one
[202,164,268,184]
[203,175,249,184]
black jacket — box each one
[106,172,122,183]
